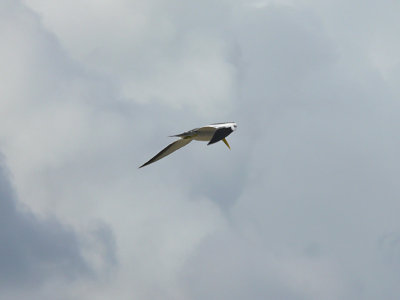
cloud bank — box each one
[1,0,400,299]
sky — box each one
[1,0,400,299]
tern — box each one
[139,122,237,168]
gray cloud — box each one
[2,0,400,299]
[0,156,117,300]
[180,3,400,299]
[0,158,87,287]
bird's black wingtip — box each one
[139,161,152,168]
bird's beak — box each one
[222,138,231,149]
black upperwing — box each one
[207,127,233,145]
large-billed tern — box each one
[139,122,237,168]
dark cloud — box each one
[0,156,117,300]
[0,158,88,287]
[2,0,400,299]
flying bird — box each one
[139,122,237,168]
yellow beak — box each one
[222,138,231,149]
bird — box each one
[139,122,237,168]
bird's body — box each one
[139,122,237,168]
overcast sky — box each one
[1,0,400,299]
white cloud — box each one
[2,0,400,299]
[23,0,238,118]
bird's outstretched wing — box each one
[139,138,192,168]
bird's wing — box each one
[139,138,192,168]
[169,128,200,138]
[207,127,233,145]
